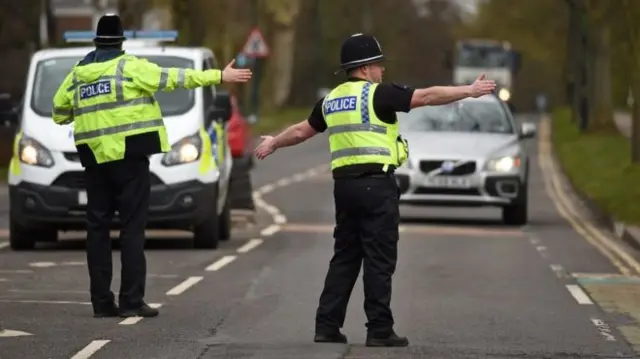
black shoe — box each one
[118,303,159,318]
[314,331,348,344]
[93,304,119,318]
[366,330,409,347]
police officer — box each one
[52,14,252,318]
[254,33,495,346]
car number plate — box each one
[423,176,471,188]
[78,191,87,205]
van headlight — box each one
[161,133,202,166]
[486,156,520,172]
[498,88,511,102]
[19,136,54,168]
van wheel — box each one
[193,192,220,249]
[9,217,37,250]
[502,183,528,226]
[218,195,231,241]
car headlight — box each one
[498,88,511,102]
[486,156,520,172]
[19,136,54,168]
[161,133,202,166]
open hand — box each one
[222,59,252,83]
[254,135,277,160]
[470,73,496,98]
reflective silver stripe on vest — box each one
[177,69,186,87]
[54,107,72,116]
[74,97,155,116]
[115,59,126,102]
[327,123,387,136]
[158,69,170,90]
[330,147,391,160]
[74,118,164,141]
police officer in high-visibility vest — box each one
[255,33,495,346]
[52,14,252,318]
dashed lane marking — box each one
[0,329,33,337]
[0,270,33,274]
[272,223,523,237]
[566,284,594,305]
[550,264,569,278]
[205,255,236,271]
[118,303,162,325]
[165,276,203,296]
[591,318,617,342]
[260,224,281,237]
[70,340,110,359]
[237,239,263,253]
[0,241,8,250]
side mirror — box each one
[208,90,232,124]
[519,122,536,139]
[0,93,18,127]
[443,50,453,70]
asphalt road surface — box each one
[1,114,640,359]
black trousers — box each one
[315,174,400,335]
[84,156,150,310]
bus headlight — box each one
[498,88,511,102]
[161,133,202,166]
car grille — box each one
[419,160,476,176]
[415,187,480,196]
[52,172,165,189]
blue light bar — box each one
[63,30,178,43]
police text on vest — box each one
[325,96,357,115]
[79,80,112,100]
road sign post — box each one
[241,27,270,124]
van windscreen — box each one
[31,55,195,117]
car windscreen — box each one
[398,100,514,134]
[30,55,195,117]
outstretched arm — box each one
[129,58,252,94]
[409,73,496,109]
[52,72,75,125]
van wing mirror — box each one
[209,90,232,124]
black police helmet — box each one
[94,14,126,45]
[338,33,385,73]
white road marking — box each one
[70,340,110,359]
[550,264,568,278]
[260,224,281,237]
[0,278,7,282]
[274,214,287,224]
[566,284,593,304]
[61,261,86,266]
[206,255,237,271]
[29,262,57,268]
[591,318,617,341]
[118,303,162,325]
[237,239,264,253]
[529,236,540,245]
[259,184,275,194]
[276,178,291,187]
[0,329,33,337]
[0,270,32,274]
[292,173,306,182]
[0,242,8,250]
[165,276,203,296]
[0,299,91,305]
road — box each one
[1,114,640,358]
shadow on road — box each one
[19,235,241,252]
[400,216,505,228]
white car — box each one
[396,94,536,225]
[7,31,233,249]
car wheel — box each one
[193,190,220,249]
[218,193,231,241]
[9,216,37,250]
[502,182,528,226]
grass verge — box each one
[251,107,310,136]
[551,107,640,225]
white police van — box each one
[7,31,233,250]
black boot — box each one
[93,303,119,318]
[366,330,409,347]
[314,330,348,344]
[118,303,159,318]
